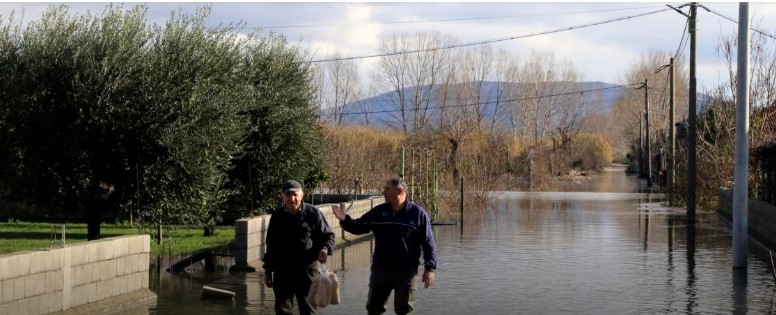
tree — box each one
[0,5,155,240]
[137,6,248,241]
[681,25,776,209]
[509,52,584,181]
[0,5,252,243]
[610,50,689,160]
[225,33,327,218]
[459,45,495,132]
[371,31,457,133]
[320,52,362,127]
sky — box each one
[1,1,775,96]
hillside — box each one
[327,81,625,129]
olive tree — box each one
[0,5,155,240]
[225,33,327,218]
[0,5,250,243]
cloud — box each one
[3,2,776,97]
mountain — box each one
[324,81,712,130]
[327,81,626,129]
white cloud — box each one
[3,2,776,98]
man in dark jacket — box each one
[332,177,437,315]
[263,179,335,315]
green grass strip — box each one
[0,221,235,257]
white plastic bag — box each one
[307,265,340,308]
[328,270,340,305]
[313,270,331,307]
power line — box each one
[258,5,666,29]
[311,8,672,63]
[704,6,776,40]
[327,83,642,117]
[658,17,688,115]
[673,19,689,60]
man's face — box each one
[283,190,303,211]
[382,181,400,202]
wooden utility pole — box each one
[667,1,711,223]
[639,114,644,177]
[687,2,698,224]
[658,58,676,200]
[644,79,652,187]
[668,58,676,204]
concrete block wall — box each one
[719,189,776,249]
[0,235,151,315]
[232,196,384,269]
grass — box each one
[0,221,235,257]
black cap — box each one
[282,180,303,193]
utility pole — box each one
[687,2,698,224]
[644,79,652,187]
[668,1,709,224]
[657,58,676,199]
[733,2,750,269]
[639,113,644,176]
[669,58,675,205]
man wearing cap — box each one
[263,179,335,315]
[332,177,437,315]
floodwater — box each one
[144,166,776,314]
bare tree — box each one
[322,52,362,126]
[371,31,458,133]
[717,24,776,146]
[514,52,583,180]
[610,50,689,160]
[685,24,776,209]
[458,45,495,133]
[435,48,470,180]
[493,49,520,138]
[310,63,326,122]
[497,51,524,145]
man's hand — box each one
[422,270,435,288]
[318,248,328,264]
[264,272,273,288]
[332,203,347,221]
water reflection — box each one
[686,221,698,315]
[733,268,748,315]
[146,167,776,314]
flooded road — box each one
[147,167,776,314]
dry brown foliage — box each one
[321,122,614,222]
[322,125,405,194]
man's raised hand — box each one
[332,203,347,220]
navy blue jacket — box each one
[340,200,437,273]
[262,203,335,274]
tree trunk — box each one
[527,148,534,185]
[86,182,119,241]
[203,226,214,237]
[450,138,459,181]
[157,220,163,245]
[87,207,101,240]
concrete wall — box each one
[719,189,776,249]
[232,196,384,271]
[0,235,152,315]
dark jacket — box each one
[262,203,335,274]
[340,200,437,273]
